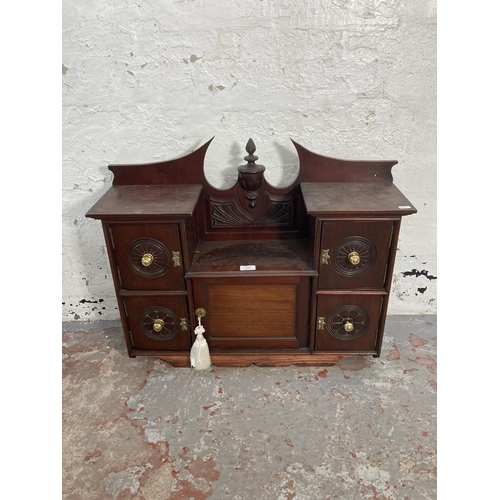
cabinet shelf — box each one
[186,239,316,277]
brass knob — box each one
[344,321,354,332]
[195,308,206,318]
[152,319,164,332]
[348,251,360,265]
[141,253,154,267]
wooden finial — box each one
[238,138,266,209]
[244,138,258,163]
[246,138,256,156]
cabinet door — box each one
[108,223,185,291]
[318,220,394,290]
[191,276,310,349]
[315,294,383,352]
[123,295,191,351]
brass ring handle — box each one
[343,321,354,332]
[141,253,154,267]
[348,251,360,265]
[152,319,164,332]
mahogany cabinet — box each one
[86,138,416,367]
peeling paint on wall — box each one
[62,0,436,321]
[390,253,437,314]
[402,269,437,280]
[62,298,113,321]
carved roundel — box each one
[326,305,369,341]
[332,236,376,276]
[128,238,170,277]
[139,306,179,341]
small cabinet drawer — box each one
[315,293,384,352]
[318,220,394,290]
[123,295,191,351]
[108,223,185,291]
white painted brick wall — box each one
[62,0,437,321]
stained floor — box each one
[62,315,437,500]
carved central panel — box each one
[209,198,295,228]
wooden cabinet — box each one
[86,138,416,367]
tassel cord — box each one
[190,313,211,370]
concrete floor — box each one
[62,315,436,500]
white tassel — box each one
[190,318,211,370]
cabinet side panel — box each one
[375,218,402,356]
[101,222,134,356]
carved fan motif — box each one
[211,202,249,226]
[326,305,369,340]
[258,201,294,226]
[128,238,170,277]
[139,306,179,340]
[210,199,294,228]
[332,236,376,276]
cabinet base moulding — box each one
[131,351,377,367]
